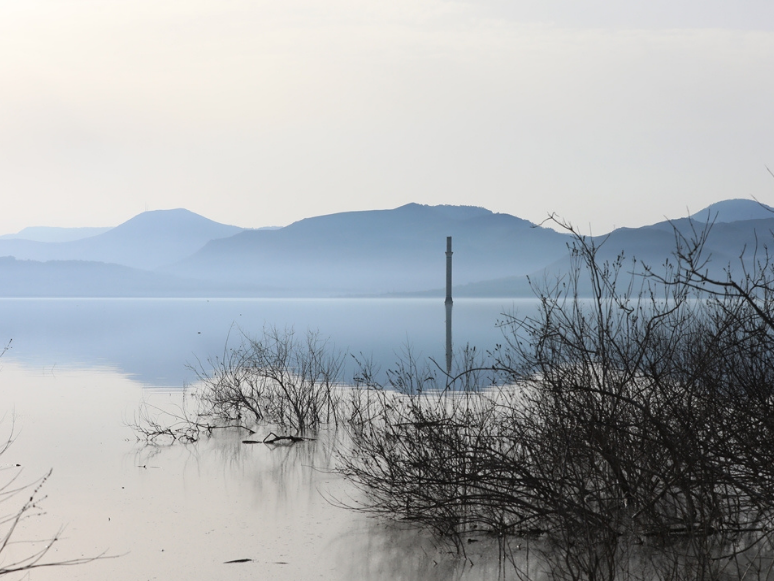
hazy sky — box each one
[2,0,774,234]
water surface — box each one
[0,298,527,385]
[0,298,531,580]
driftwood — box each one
[241,432,316,445]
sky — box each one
[2,0,774,235]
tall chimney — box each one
[445,236,453,306]
[445,236,453,374]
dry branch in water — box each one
[242,432,315,445]
[132,327,346,442]
[0,425,108,575]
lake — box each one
[0,297,528,385]
[0,298,529,580]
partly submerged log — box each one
[241,432,316,445]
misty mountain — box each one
[425,202,774,298]
[686,198,774,225]
[0,257,189,297]
[1,199,773,298]
[165,203,572,294]
[0,209,243,270]
[588,199,774,273]
[0,226,112,243]
[0,257,285,297]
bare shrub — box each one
[337,220,774,581]
[134,327,347,440]
[337,347,518,553]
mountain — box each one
[687,198,774,225]
[0,226,112,243]
[165,203,572,295]
[0,209,243,270]
[427,207,774,298]
[0,256,288,297]
[0,257,190,297]
[1,200,773,298]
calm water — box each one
[0,298,527,385]
[0,298,533,580]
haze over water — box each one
[0,298,517,385]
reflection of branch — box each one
[0,339,11,359]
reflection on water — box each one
[2,362,513,581]
[0,298,528,386]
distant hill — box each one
[0,226,112,243]
[0,257,189,297]
[644,199,774,234]
[688,199,774,224]
[0,256,285,297]
[415,211,774,298]
[1,200,773,298]
[165,203,572,294]
[0,209,243,270]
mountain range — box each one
[0,199,771,297]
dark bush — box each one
[339,222,774,581]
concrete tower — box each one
[445,237,453,306]
[445,236,453,374]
